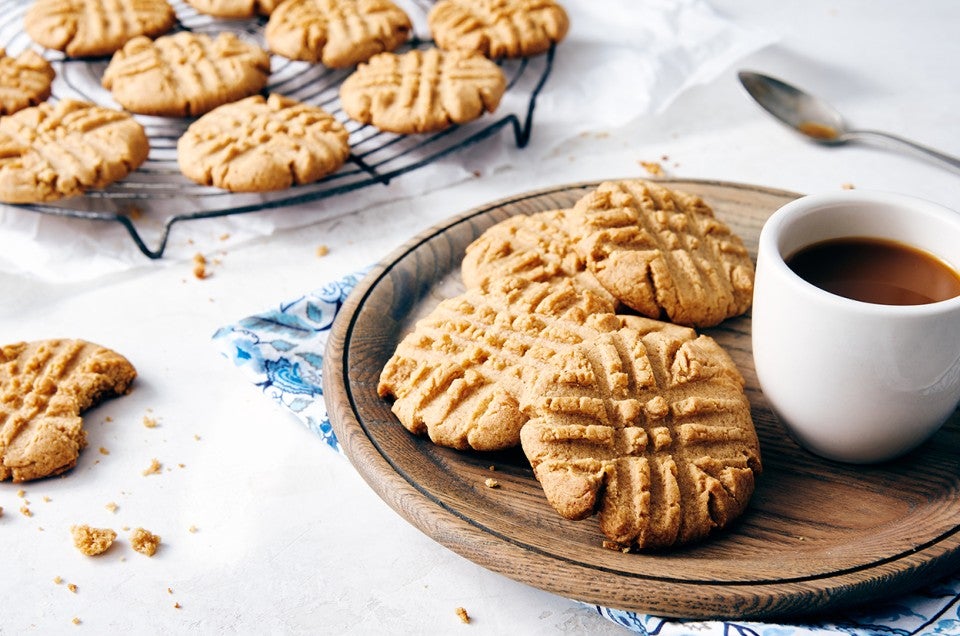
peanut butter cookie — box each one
[378,277,614,451]
[461,209,618,310]
[102,32,271,117]
[0,340,137,483]
[567,180,756,327]
[265,0,411,68]
[520,314,761,549]
[339,47,506,134]
[0,48,55,116]
[0,99,149,203]
[176,93,350,192]
[184,0,283,18]
[24,0,176,58]
[428,0,569,58]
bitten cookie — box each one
[0,48,55,116]
[102,32,272,117]
[0,340,137,483]
[265,0,411,68]
[339,47,506,134]
[378,277,614,451]
[24,0,176,58]
[184,0,283,18]
[519,314,761,550]
[567,180,756,327]
[0,100,149,203]
[177,93,350,192]
[428,0,569,58]
[461,209,618,310]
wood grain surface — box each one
[322,179,960,620]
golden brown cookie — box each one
[428,0,569,58]
[339,47,506,134]
[24,0,176,58]
[265,0,411,68]
[102,32,271,117]
[567,180,756,327]
[0,340,137,483]
[184,0,283,18]
[0,48,55,116]
[176,93,350,192]
[519,314,761,550]
[461,209,618,310]
[378,277,614,451]
[0,99,149,203]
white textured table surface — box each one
[2,1,958,633]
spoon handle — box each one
[846,129,960,172]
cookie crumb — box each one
[17,489,25,497]
[639,160,664,176]
[142,458,162,476]
[455,607,470,624]
[43,496,52,502]
[174,602,182,609]
[71,524,117,556]
[105,502,119,513]
[192,253,210,279]
[72,617,81,625]
[20,506,32,517]
[188,525,198,533]
[316,244,329,257]
[0,506,3,517]
[130,527,161,556]
[167,587,173,594]
[194,434,201,441]
[54,576,63,584]
[143,415,159,428]
[68,583,78,593]
[483,478,500,489]
[841,182,855,190]
[219,233,230,241]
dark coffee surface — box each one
[787,237,960,305]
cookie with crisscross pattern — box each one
[102,32,271,117]
[339,47,505,134]
[461,208,618,310]
[0,339,136,483]
[377,277,614,451]
[0,99,149,203]
[265,0,411,68]
[519,314,761,549]
[567,180,756,327]
[0,48,55,116]
[177,93,349,192]
[24,0,175,58]
[428,0,569,58]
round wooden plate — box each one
[323,179,960,620]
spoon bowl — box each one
[738,70,960,171]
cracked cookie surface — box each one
[567,179,756,327]
[0,100,149,203]
[0,48,55,116]
[176,93,349,192]
[102,32,272,117]
[428,0,569,58]
[0,339,136,483]
[339,47,506,134]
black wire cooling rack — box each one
[0,0,554,258]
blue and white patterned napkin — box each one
[212,271,960,636]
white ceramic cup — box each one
[752,191,960,463]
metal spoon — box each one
[738,70,960,172]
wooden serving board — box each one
[323,179,960,620]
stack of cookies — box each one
[0,0,569,201]
[378,179,763,551]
